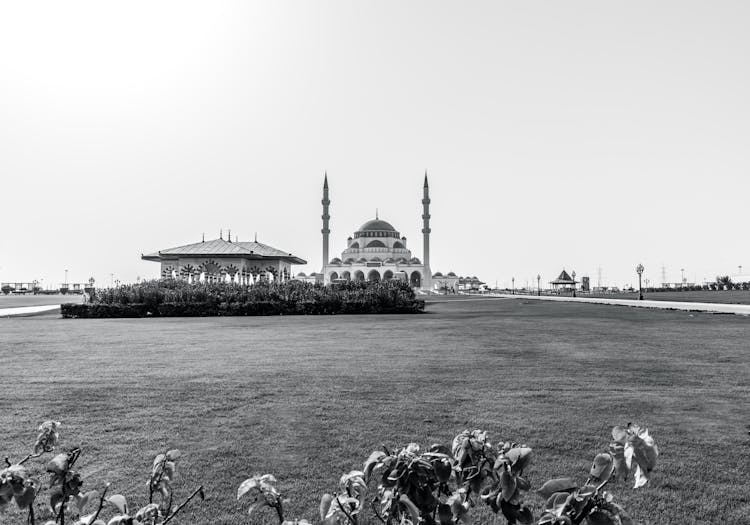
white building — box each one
[320,174,432,290]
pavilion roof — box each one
[142,238,306,264]
[550,269,577,284]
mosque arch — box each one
[367,269,381,282]
[410,271,422,288]
[329,271,339,281]
[354,270,365,281]
[365,240,386,248]
[393,241,405,249]
[342,271,351,280]
[383,270,394,281]
[350,242,360,249]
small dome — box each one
[309,272,317,276]
[356,257,368,263]
[397,257,409,264]
[409,257,421,264]
[433,272,444,277]
[365,240,386,248]
[344,258,355,264]
[370,257,381,262]
[383,257,395,263]
[329,258,342,265]
[358,219,397,232]
[297,272,307,277]
[447,272,457,277]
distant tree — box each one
[716,275,733,290]
[1,285,13,295]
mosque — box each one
[317,174,433,290]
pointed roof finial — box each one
[424,170,429,188]
[254,232,258,242]
[228,229,232,242]
[376,208,379,220]
[220,229,223,240]
[324,171,328,189]
[202,232,205,242]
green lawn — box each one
[1,298,748,524]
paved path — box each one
[489,293,750,315]
[0,304,61,318]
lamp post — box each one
[571,270,576,298]
[680,268,685,287]
[537,274,541,296]
[636,263,644,300]
[64,269,68,286]
[512,277,515,295]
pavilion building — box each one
[550,269,578,291]
[142,233,306,284]
[319,174,432,289]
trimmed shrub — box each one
[61,279,425,318]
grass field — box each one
[1,298,748,524]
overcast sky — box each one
[2,1,748,289]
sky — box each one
[1,1,749,289]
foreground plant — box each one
[536,478,632,525]
[319,470,367,524]
[609,424,658,488]
[361,430,533,525]
[2,421,203,525]
[237,474,311,524]
[1,420,62,524]
[534,423,658,525]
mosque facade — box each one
[318,174,432,290]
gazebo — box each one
[550,269,578,291]
[142,234,306,284]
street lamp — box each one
[571,270,577,298]
[512,277,515,295]
[64,269,68,286]
[680,268,685,286]
[636,263,644,300]
[537,274,541,296]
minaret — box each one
[422,171,432,287]
[321,173,330,270]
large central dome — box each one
[358,219,396,232]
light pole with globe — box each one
[512,277,515,295]
[537,274,541,296]
[637,263,645,300]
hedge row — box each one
[61,279,425,318]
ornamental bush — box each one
[61,280,425,318]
